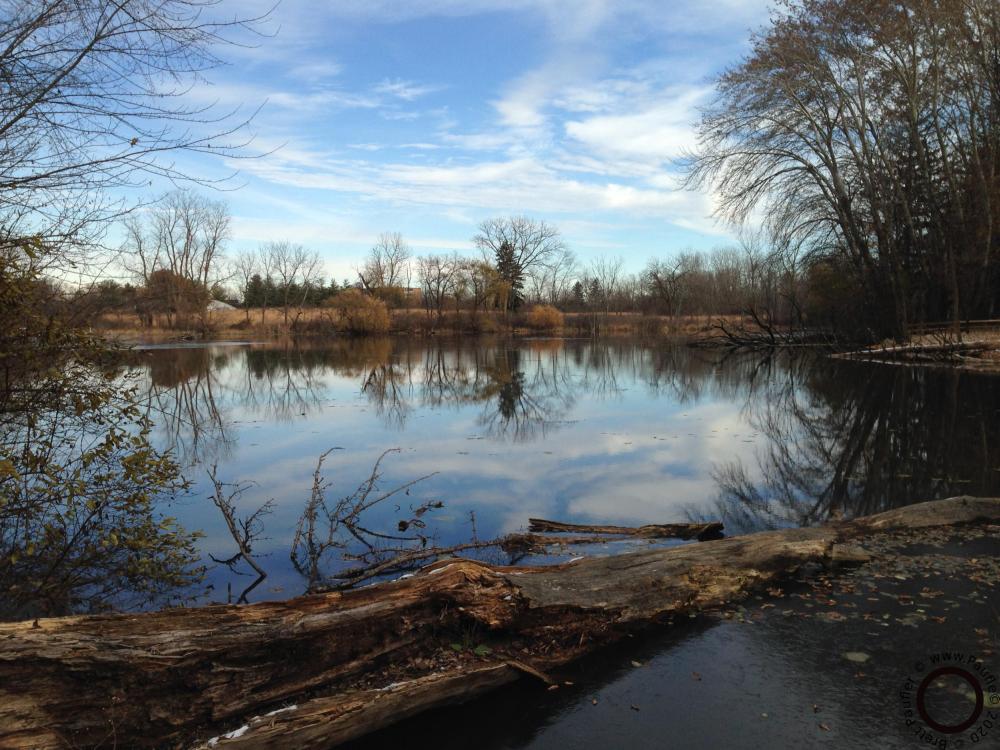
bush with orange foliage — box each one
[326,289,390,334]
[525,304,564,331]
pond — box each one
[120,336,1000,609]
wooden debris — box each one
[526,518,724,540]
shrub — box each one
[373,286,406,309]
[327,289,390,335]
[525,304,564,331]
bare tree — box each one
[127,191,230,287]
[0,0,266,273]
[123,191,230,325]
[588,255,624,315]
[417,253,459,322]
[255,244,275,324]
[358,232,411,292]
[265,241,323,325]
[230,250,259,323]
[543,247,579,306]
[645,257,691,319]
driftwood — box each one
[1,497,998,750]
[834,340,992,362]
[526,518,723,540]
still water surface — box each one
[128,337,1000,605]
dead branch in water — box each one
[207,466,273,604]
[289,448,444,591]
[2,497,998,749]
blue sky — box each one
[184,0,771,280]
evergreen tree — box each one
[494,241,525,312]
[244,274,266,308]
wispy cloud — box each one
[374,78,442,101]
[194,0,764,266]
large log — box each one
[1,496,998,750]
[526,518,723,540]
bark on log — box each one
[1,497,998,750]
[526,518,724,540]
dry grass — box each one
[94,306,746,342]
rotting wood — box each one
[0,497,997,750]
[526,518,724,540]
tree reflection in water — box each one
[709,355,1000,532]
[117,339,1000,597]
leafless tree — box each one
[417,253,460,322]
[588,255,625,316]
[358,232,411,292]
[123,191,230,325]
[0,0,266,274]
[543,247,579,306]
[127,191,230,286]
[645,257,692,319]
[255,244,276,324]
[265,241,324,325]
[473,216,565,274]
[230,250,259,322]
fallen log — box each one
[500,532,660,553]
[526,518,724,540]
[833,340,992,361]
[1,496,998,750]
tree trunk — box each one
[1,497,997,750]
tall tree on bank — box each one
[685,0,1000,341]
[473,217,565,313]
[494,242,524,312]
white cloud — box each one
[287,61,344,82]
[235,145,717,227]
[375,78,442,101]
[564,91,709,163]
